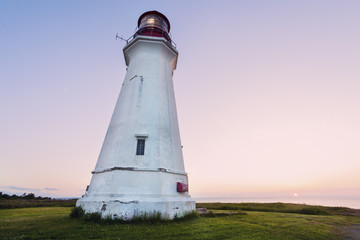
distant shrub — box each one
[201,210,216,218]
[84,212,102,223]
[200,210,247,218]
[300,207,329,215]
[70,206,102,222]
[236,210,247,215]
[70,207,84,218]
[218,206,239,210]
[174,210,199,222]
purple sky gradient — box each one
[1,0,359,199]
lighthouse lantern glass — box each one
[139,14,169,34]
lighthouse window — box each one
[136,139,145,155]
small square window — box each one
[136,139,145,155]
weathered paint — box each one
[77,35,195,219]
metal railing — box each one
[116,28,177,49]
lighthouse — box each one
[76,11,195,219]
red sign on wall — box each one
[177,182,188,192]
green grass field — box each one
[1,205,360,239]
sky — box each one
[1,0,359,199]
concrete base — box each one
[76,195,195,220]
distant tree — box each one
[0,192,11,199]
[0,192,51,201]
[19,193,35,199]
[23,193,35,199]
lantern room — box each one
[135,11,171,42]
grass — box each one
[1,205,360,239]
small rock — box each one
[196,208,209,214]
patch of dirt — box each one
[336,209,360,217]
[196,208,246,217]
[340,225,360,240]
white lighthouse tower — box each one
[77,11,195,219]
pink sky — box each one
[1,0,359,199]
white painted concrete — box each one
[77,35,195,219]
